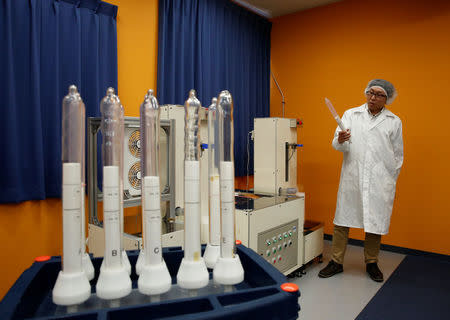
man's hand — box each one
[338,129,351,144]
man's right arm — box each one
[332,110,351,152]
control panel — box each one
[257,219,298,273]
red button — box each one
[236,240,242,245]
[281,282,299,292]
[35,256,51,262]
[279,257,282,261]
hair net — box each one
[364,79,397,105]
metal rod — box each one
[271,70,285,118]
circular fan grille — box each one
[128,162,141,190]
[128,130,141,158]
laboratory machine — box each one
[244,117,323,276]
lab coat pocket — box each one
[338,160,362,212]
[342,160,359,185]
[371,162,395,213]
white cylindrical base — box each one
[52,271,91,306]
[213,255,244,285]
[219,161,236,259]
[96,266,131,300]
[208,175,221,245]
[135,249,144,276]
[204,244,220,269]
[184,161,201,260]
[138,260,171,295]
[99,252,131,276]
[176,258,209,289]
[82,253,95,281]
[102,166,122,270]
[122,250,131,275]
[62,163,83,274]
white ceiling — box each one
[233,0,343,18]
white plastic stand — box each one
[213,161,244,285]
[96,166,131,300]
[213,255,244,285]
[122,250,131,275]
[81,185,95,280]
[99,250,131,276]
[82,253,95,281]
[53,271,91,306]
[138,176,171,295]
[53,163,91,306]
[204,244,220,269]
[96,267,132,300]
[135,249,144,275]
[177,161,209,289]
[203,175,221,269]
[177,258,209,289]
[138,260,172,295]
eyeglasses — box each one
[366,90,387,99]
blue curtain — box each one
[0,0,118,203]
[157,0,271,176]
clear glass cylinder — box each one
[208,97,220,178]
[101,87,123,168]
[100,87,124,269]
[218,90,236,259]
[140,89,160,177]
[140,89,162,266]
[62,85,84,164]
[208,98,221,246]
[61,85,84,273]
[184,89,200,161]
[218,92,234,163]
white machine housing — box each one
[250,117,323,274]
[254,117,298,195]
[235,194,304,275]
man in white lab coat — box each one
[319,79,404,282]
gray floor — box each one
[292,240,405,320]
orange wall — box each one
[109,0,159,116]
[271,0,450,255]
[0,200,63,300]
[0,0,159,300]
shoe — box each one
[318,260,343,278]
[366,263,384,282]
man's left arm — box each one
[391,119,404,181]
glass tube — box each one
[208,98,220,246]
[100,87,124,269]
[218,90,236,259]
[185,90,200,162]
[140,89,162,266]
[61,85,84,273]
[184,89,201,262]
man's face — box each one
[366,87,387,112]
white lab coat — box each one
[332,104,403,235]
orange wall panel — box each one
[0,200,62,300]
[271,0,450,255]
[109,0,159,116]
